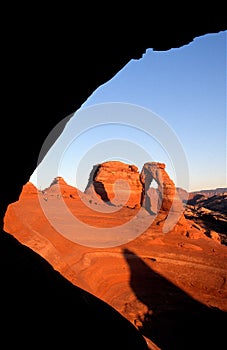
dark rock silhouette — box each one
[1,17,226,221]
[0,230,148,349]
[1,14,226,349]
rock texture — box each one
[2,14,226,220]
[4,176,227,350]
[85,161,185,216]
[84,161,223,240]
[85,161,143,208]
[2,19,227,350]
[185,192,227,245]
[140,162,183,214]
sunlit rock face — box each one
[85,161,143,208]
[85,160,185,214]
[140,162,184,214]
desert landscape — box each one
[1,14,226,350]
[4,160,227,349]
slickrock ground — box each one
[4,170,227,350]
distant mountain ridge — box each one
[189,187,227,198]
[184,187,227,245]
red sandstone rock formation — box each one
[140,162,181,213]
[4,165,227,349]
[4,177,227,350]
[19,181,38,197]
[85,161,143,208]
[85,161,184,216]
[84,161,190,235]
[43,176,79,198]
[140,162,189,235]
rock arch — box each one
[140,162,179,213]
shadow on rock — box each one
[123,248,227,350]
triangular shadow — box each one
[123,248,227,350]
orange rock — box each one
[85,161,143,208]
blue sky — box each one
[30,30,226,192]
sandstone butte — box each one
[4,161,227,350]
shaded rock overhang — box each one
[1,12,226,226]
